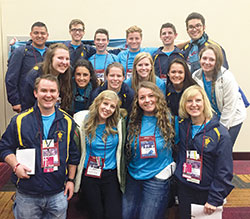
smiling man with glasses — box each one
[65,19,96,68]
[182,12,229,73]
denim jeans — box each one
[122,173,171,219]
[13,190,68,219]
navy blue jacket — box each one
[183,35,229,73]
[64,41,96,68]
[175,116,234,206]
[90,82,134,115]
[152,46,184,79]
[0,104,80,195]
[5,40,46,106]
[166,84,184,116]
[22,65,43,111]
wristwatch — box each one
[67,178,75,184]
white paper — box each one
[16,148,36,175]
[191,204,223,219]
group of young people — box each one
[1,11,247,219]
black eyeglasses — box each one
[71,28,84,33]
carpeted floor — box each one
[1,160,250,219]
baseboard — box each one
[233,152,250,160]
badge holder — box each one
[139,135,158,159]
[85,156,105,178]
[41,139,60,173]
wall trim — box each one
[233,152,250,160]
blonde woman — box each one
[74,90,126,219]
[123,81,175,219]
[124,52,166,94]
[175,85,234,219]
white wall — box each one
[0,0,249,151]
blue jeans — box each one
[122,173,171,219]
[13,190,68,219]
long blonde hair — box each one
[85,90,120,142]
[131,52,156,91]
[126,81,174,158]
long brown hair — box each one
[199,44,223,106]
[42,43,72,110]
[126,81,174,158]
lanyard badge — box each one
[85,156,104,178]
[182,150,202,184]
[182,121,207,184]
[41,139,60,173]
[139,135,158,159]
[85,139,107,178]
[95,69,105,83]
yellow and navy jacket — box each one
[5,40,47,107]
[174,115,234,206]
[0,104,80,195]
[152,46,185,78]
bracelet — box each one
[14,163,21,173]
[67,178,75,184]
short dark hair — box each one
[69,19,85,31]
[160,23,177,35]
[185,12,205,27]
[34,74,59,92]
[31,22,48,32]
[94,28,109,40]
[105,62,125,76]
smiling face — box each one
[34,79,59,115]
[70,24,85,44]
[138,87,156,116]
[160,27,177,47]
[94,33,109,54]
[127,32,142,52]
[30,26,48,49]
[168,63,185,90]
[106,66,124,93]
[74,66,91,88]
[200,49,216,75]
[136,57,152,80]
[187,19,205,41]
[52,48,70,75]
[185,92,205,121]
[98,98,117,124]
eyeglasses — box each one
[187,24,203,31]
[71,28,84,33]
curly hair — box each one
[126,81,175,159]
[85,90,121,142]
[131,52,156,91]
[42,43,72,110]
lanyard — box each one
[94,54,108,73]
[158,57,164,77]
[139,120,157,137]
[185,120,206,164]
[88,137,107,162]
[35,111,59,144]
[125,52,132,77]
[31,46,38,64]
